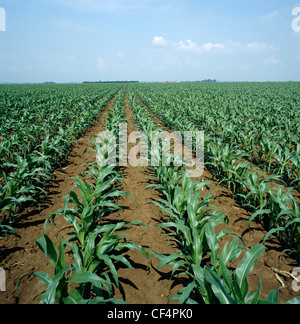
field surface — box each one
[0,82,299,304]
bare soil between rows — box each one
[0,90,299,304]
[106,92,181,303]
[132,90,300,304]
[0,93,180,304]
[0,99,114,304]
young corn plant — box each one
[236,172,275,212]
[273,145,294,184]
[152,214,243,304]
[150,212,226,300]
[149,167,228,302]
[202,243,300,305]
[147,153,184,204]
[249,186,293,231]
[201,244,282,304]
[20,161,148,303]
[264,136,279,174]
[34,134,66,170]
[17,234,125,304]
[227,161,250,195]
[0,173,36,225]
[218,143,246,190]
[263,196,300,262]
[18,93,150,304]
[169,226,247,304]
[206,140,246,190]
[291,145,300,192]
[197,226,285,304]
[0,153,53,225]
[0,181,18,237]
[171,223,300,304]
[47,161,131,244]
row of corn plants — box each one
[0,84,121,238]
[132,82,299,191]
[131,82,299,191]
[127,88,300,304]
[17,88,149,304]
[133,84,300,263]
[0,84,120,168]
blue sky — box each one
[0,0,299,82]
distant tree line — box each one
[183,79,217,83]
[83,81,139,84]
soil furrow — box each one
[0,96,115,304]
[109,90,181,304]
[131,89,300,303]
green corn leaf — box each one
[16,272,52,292]
[55,237,66,275]
[248,209,271,228]
[204,267,235,304]
[204,222,219,269]
[36,235,58,269]
[284,297,300,305]
[63,289,89,305]
[110,254,134,271]
[263,227,285,245]
[179,281,197,304]
[247,277,263,304]
[219,259,234,293]
[235,245,265,300]
[40,268,71,304]
[220,236,244,267]
[266,289,279,304]
[97,254,119,287]
[68,271,109,289]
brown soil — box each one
[107,92,181,304]
[0,99,114,304]
[0,92,180,305]
[0,88,299,305]
[132,89,300,304]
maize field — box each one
[0,82,299,304]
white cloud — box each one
[264,56,281,65]
[202,42,225,51]
[152,36,167,46]
[175,39,225,53]
[246,42,276,52]
[8,65,33,72]
[260,10,279,23]
[56,18,92,32]
[117,52,125,58]
[53,0,177,14]
[177,40,198,51]
[151,37,277,58]
[97,57,106,69]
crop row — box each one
[133,82,299,191]
[17,87,149,304]
[126,88,300,304]
[0,84,121,238]
[132,83,300,262]
[0,84,121,168]
[1,83,299,304]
